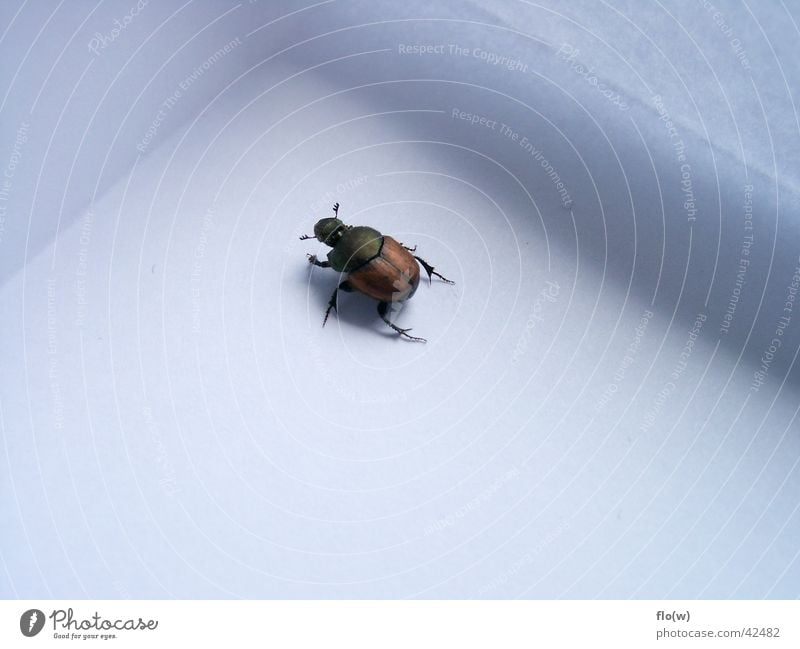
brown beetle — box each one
[300,203,454,342]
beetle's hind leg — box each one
[377,301,426,343]
[414,256,455,285]
[323,280,352,326]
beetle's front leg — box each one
[307,254,331,268]
[414,256,454,285]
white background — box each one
[1,0,799,598]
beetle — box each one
[300,202,454,342]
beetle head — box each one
[311,217,348,247]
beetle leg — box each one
[307,253,331,268]
[413,256,455,285]
[332,202,340,217]
[400,243,417,252]
[323,281,352,326]
[377,301,426,343]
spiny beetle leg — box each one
[400,243,417,252]
[307,254,330,268]
[377,301,426,343]
[414,256,454,285]
[332,202,339,217]
[323,280,352,326]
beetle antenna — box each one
[299,234,315,240]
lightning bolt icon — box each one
[28,612,37,632]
